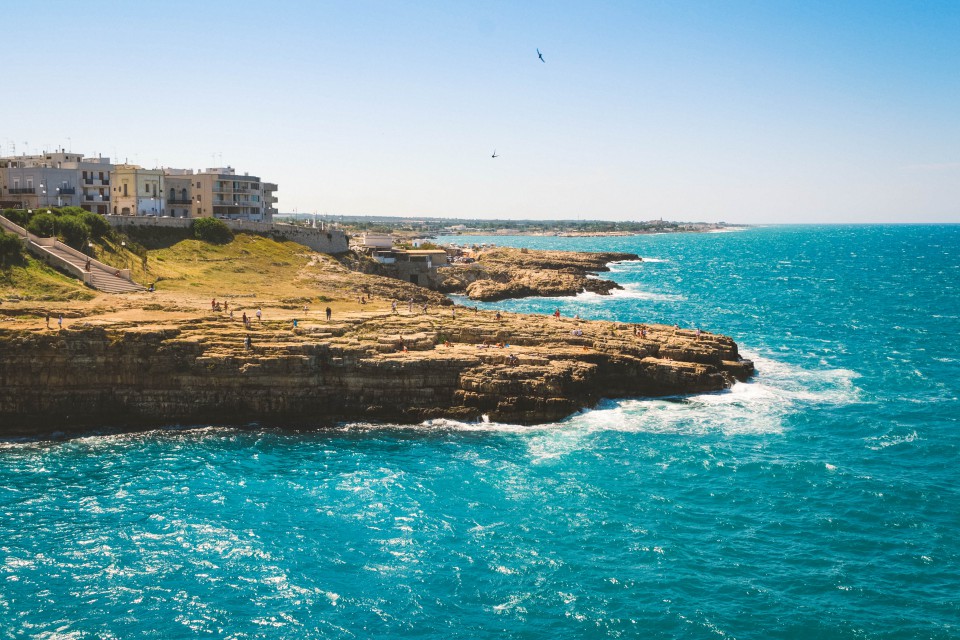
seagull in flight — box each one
[491,149,499,158]
[537,48,545,63]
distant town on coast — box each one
[0,148,736,237]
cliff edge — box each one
[0,310,753,435]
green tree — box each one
[3,209,28,227]
[58,216,89,249]
[192,217,233,244]
[27,212,58,237]
[77,211,111,239]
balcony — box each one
[168,198,192,205]
[8,188,36,194]
[58,187,76,195]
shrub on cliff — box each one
[27,212,57,238]
[57,216,90,250]
[76,211,111,239]
[192,218,233,244]
[0,230,25,267]
[3,209,28,227]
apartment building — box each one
[262,182,279,220]
[0,151,113,213]
[182,167,270,222]
[1,150,277,221]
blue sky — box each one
[5,1,959,223]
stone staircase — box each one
[84,265,147,294]
[0,213,146,294]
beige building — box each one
[1,150,277,221]
[111,165,164,216]
[166,167,272,222]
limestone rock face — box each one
[437,247,640,301]
[0,313,753,435]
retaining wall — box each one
[105,215,349,254]
[0,214,132,285]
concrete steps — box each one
[86,270,146,293]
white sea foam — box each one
[576,283,685,303]
[343,351,862,466]
[605,260,645,273]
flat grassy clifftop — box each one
[0,232,447,327]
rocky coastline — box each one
[436,247,639,301]
[0,309,753,436]
[0,234,755,437]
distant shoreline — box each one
[443,225,749,238]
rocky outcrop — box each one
[0,312,752,435]
[436,247,640,301]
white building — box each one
[0,151,113,214]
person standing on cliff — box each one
[57,314,63,329]
[554,308,561,320]
[45,311,50,328]
[256,307,262,323]
[392,301,397,314]
[325,307,332,321]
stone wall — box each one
[105,215,349,254]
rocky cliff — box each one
[436,247,640,301]
[0,311,752,435]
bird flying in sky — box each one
[537,48,545,63]
[491,149,498,158]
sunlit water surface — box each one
[2,225,958,638]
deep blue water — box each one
[2,225,959,638]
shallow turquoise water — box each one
[2,225,959,638]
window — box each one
[123,183,128,196]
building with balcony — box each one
[197,167,268,222]
[262,182,278,220]
[1,150,277,221]
[0,151,113,213]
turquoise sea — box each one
[2,225,958,638]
